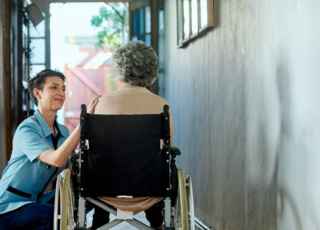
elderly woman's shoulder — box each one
[147,90,169,102]
[151,93,169,106]
[96,93,117,103]
[96,90,170,113]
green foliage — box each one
[91,3,127,48]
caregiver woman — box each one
[0,69,99,230]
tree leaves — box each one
[90,3,128,48]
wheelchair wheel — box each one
[173,169,195,230]
[54,169,76,230]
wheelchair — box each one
[54,105,195,229]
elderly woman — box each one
[0,69,99,229]
[92,41,172,230]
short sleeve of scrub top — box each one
[13,124,54,162]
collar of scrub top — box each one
[34,110,69,138]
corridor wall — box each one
[164,0,320,229]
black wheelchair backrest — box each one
[79,105,172,197]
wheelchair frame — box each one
[54,105,195,230]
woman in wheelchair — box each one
[0,69,99,229]
[90,41,173,230]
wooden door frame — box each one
[0,0,13,164]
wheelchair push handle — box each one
[163,104,170,113]
[81,104,87,115]
[171,146,181,156]
[169,146,181,157]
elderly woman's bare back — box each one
[95,85,172,212]
[95,86,168,115]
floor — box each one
[87,210,150,230]
[109,212,150,230]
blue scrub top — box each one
[0,110,69,215]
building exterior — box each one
[62,39,113,131]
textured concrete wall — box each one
[164,0,320,229]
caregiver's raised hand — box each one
[87,96,100,114]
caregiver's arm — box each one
[39,97,99,167]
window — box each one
[130,0,152,47]
[177,0,215,47]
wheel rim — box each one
[186,176,195,230]
[54,169,75,230]
[174,169,189,230]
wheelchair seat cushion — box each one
[99,196,162,213]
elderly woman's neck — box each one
[120,82,145,89]
[38,107,56,128]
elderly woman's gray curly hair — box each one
[112,41,158,87]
